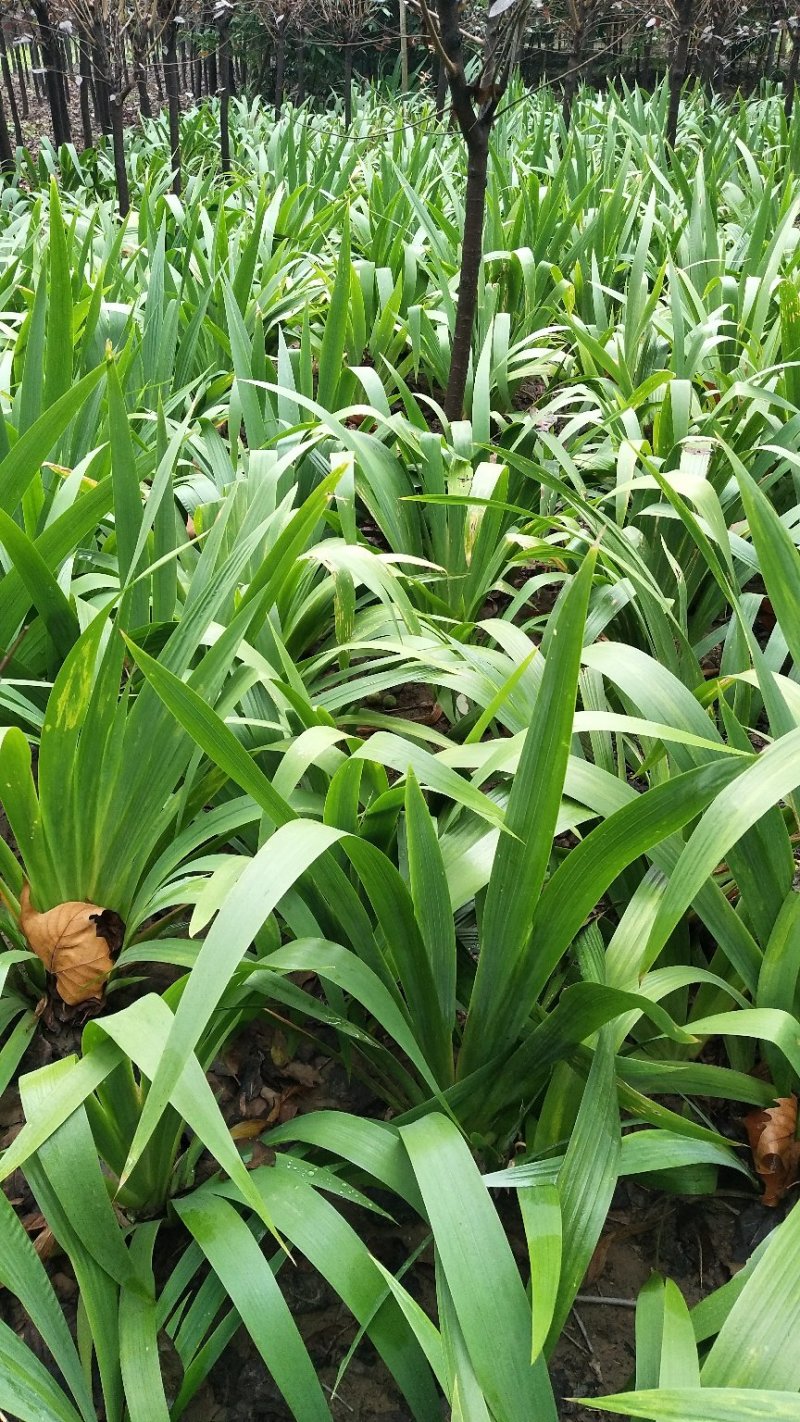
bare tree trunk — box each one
[134,30,152,118]
[30,38,44,100]
[561,20,586,124]
[78,35,93,148]
[60,33,73,119]
[446,126,489,420]
[164,16,182,194]
[435,0,499,421]
[297,39,306,103]
[786,29,800,118]
[344,41,354,128]
[218,13,231,175]
[702,45,716,92]
[56,39,72,145]
[31,0,71,147]
[399,0,409,89]
[0,31,23,148]
[666,0,694,147]
[0,74,14,173]
[14,43,29,121]
[274,26,285,120]
[763,21,779,80]
[111,98,130,216]
[153,44,164,100]
[91,18,112,134]
[642,29,653,85]
[436,57,448,118]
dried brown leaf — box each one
[586,1233,614,1285]
[228,1124,277,1172]
[22,1213,59,1263]
[281,1060,322,1088]
[259,1084,301,1126]
[20,884,124,1005]
[743,1094,800,1206]
[246,1142,276,1172]
[230,1119,267,1141]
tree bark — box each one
[78,35,93,148]
[90,17,112,134]
[111,99,130,216]
[55,39,72,145]
[154,46,164,101]
[14,42,29,121]
[31,0,71,147]
[344,41,354,129]
[218,15,231,175]
[435,0,499,421]
[134,31,152,118]
[255,48,269,98]
[60,33,73,112]
[297,39,306,104]
[0,31,23,148]
[763,22,779,81]
[399,0,409,90]
[0,74,14,173]
[164,18,182,194]
[666,0,694,148]
[561,21,586,125]
[435,57,448,118]
[30,38,44,101]
[274,27,285,120]
[642,30,653,86]
[445,125,489,421]
[786,30,800,118]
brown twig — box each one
[575,1294,637,1309]
[0,625,29,677]
[416,0,457,72]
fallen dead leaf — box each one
[245,1142,276,1172]
[22,1213,59,1264]
[743,1095,800,1206]
[260,1083,301,1126]
[230,1119,267,1141]
[20,884,124,1005]
[281,1060,322,1088]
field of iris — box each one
[1,81,800,1420]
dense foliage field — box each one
[3,82,800,1420]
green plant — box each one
[3,76,800,1422]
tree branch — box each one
[416,0,458,72]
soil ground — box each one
[5,61,167,161]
